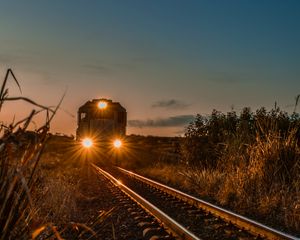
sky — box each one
[0,1,299,136]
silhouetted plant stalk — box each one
[294,94,300,113]
[0,69,64,239]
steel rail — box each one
[118,167,299,240]
[91,164,201,240]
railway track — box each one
[91,164,298,240]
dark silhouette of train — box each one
[76,99,126,144]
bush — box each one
[180,103,300,234]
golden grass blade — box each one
[17,170,33,207]
[31,226,46,239]
[112,222,116,240]
[0,175,18,218]
[51,226,64,240]
[75,223,97,238]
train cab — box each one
[76,99,127,142]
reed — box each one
[0,69,56,239]
[0,69,110,239]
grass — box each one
[0,69,54,239]
[31,136,112,239]
[130,107,300,236]
[0,69,111,239]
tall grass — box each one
[0,69,58,239]
[0,69,87,239]
[0,129,48,239]
[215,127,300,228]
[0,69,113,239]
[135,104,300,235]
[183,106,300,233]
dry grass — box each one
[214,128,300,232]
[33,151,79,225]
[31,137,111,239]
[140,163,190,188]
[134,108,300,236]
[0,69,110,239]
[0,69,55,239]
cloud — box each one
[131,56,161,64]
[128,115,195,128]
[81,64,111,73]
[152,99,190,110]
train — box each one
[76,98,127,148]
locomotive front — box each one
[76,99,127,147]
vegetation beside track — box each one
[0,70,110,239]
[123,105,300,237]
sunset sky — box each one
[0,1,299,136]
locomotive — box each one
[76,99,127,148]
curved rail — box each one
[91,164,200,240]
[118,167,298,240]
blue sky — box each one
[0,1,299,136]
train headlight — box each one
[82,138,93,148]
[113,139,122,148]
[98,101,107,109]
